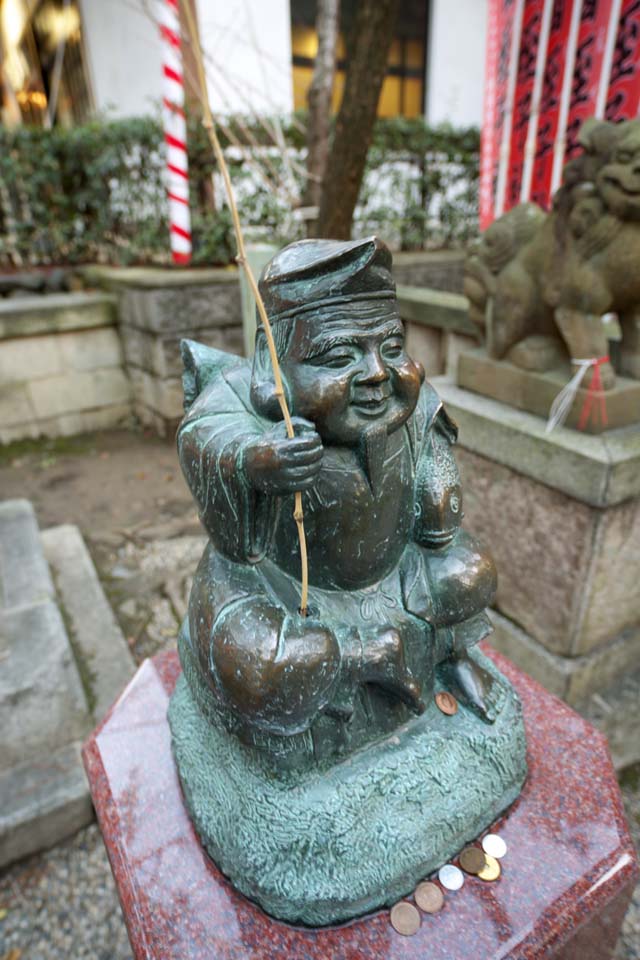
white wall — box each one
[79,0,483,127]
[197,0,293,116]
[80,0,163,118]
[425,0,488,128]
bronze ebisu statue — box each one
[169,236,527,926]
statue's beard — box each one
[359,423,389,495]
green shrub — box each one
[0,115,479,268]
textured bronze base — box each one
[457,348,640,434]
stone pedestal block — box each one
[434,378,640,711]
[458,348,640,434]
[83,649,637,960]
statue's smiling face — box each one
[280,300,423,445]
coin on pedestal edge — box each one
[390,901,421,936]
[435,691,458,716]
[459,845,487,875]
[482,833,508,859]
[477,854,501,881]
[414,881,444,914]
[438,863,465,891]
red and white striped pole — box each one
[159,0,192,265]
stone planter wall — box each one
[0,293,131,444]
[84,266,243,437]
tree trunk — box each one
[302,0,339,220]
[316,0,400,240]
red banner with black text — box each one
[480,0,640,228]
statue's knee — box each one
[426,530,497,625]
[211,600,340,735]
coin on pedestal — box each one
[414,881,444,914]
[390,901,421,936]
[438,864,464,890]
[477,853,501,881]
[435,691,458,716]
[482,833,507,859]
[459,846,487,875]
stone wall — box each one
[84,267,243,437]
[0,293,131,445]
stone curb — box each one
[41,524,136,723]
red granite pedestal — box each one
[82,648,638,960]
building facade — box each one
[1,0,487,128]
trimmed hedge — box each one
[0,115,479,267]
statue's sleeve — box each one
[177,370,279,563]
[411,385,463,549]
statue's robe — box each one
[177,345,494,740]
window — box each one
[291,0,428,118]
[0,0,92,127]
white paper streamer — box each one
[545,358,598,434]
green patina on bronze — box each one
[168,236,527,926]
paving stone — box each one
[0,741,92,868]
[41,524,135,722]
[0,499,54,610]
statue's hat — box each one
[259,236,395,322]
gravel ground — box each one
[615,765,640,959]
[0,825,131,960]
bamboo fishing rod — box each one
[180,0,310,615]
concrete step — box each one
[41,524,135,723]
[0,499,54,611]
[0,500,135,868]
[0,599,89,772]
